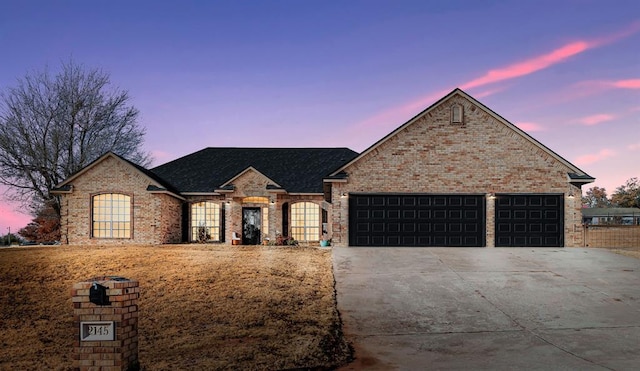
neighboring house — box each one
[52,88,594,247]
[582,208,640,225]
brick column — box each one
[486,195,495,247]
[72,276,139,371]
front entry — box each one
[242,207,261,245]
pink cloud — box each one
[628,143,640,151]
[577,114,616,126]
[461,41,591,90]
[515,122,545,132]
[349,21,640,135]
[473,86,508,98]
[612,79,640,89]
[574,148,616,166]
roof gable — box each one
[331,88,594,183]
[217,166,282,191]
[53,152,183,199]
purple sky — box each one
[1,0,639,233]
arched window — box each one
[191,201,221,242]
[242,196,269,204]
[92,193,131,238]
[291,202,320,242]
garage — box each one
[349,194,486,247]
[494,194,564,247]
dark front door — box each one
[349,194,486,247]
[242,208,261,245]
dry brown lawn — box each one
[0,244,352,370]
[594,245,640,260]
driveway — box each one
[333,247,640,370]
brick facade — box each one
[55,89,591,248]
[328,93,585,247]
[59,156,182,245]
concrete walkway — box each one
[333,247,640,370]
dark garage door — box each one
[495,194,563,247]
[349,194,486,247]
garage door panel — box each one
[545,224,558,233]
[386,236,400,245]
[529,210,542,219]
[465,223,478,233]
[403,210,416,218]
[434,210,447,219]
[434,197,447,206]
[495,194,563,247]
[350,194,485,247]
[403,223,416,233]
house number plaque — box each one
[80,321,115,341]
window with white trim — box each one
[92,193,131,238]
[291,202,320,241]
[191,201,221,241]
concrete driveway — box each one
[333,247,640,370]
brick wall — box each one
[330,94,584,247]
[59,155,182,245]
[218,169,326,243]
[72,276,139,370]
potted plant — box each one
[320,232,331,247]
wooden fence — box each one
[584,225,640,247]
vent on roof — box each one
[451,104,464,124]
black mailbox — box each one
[89,282,110,306]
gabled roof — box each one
[329,88,594,183]
[52,152,184,199]
[151,148,359,194]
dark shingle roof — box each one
[150,148,359,194]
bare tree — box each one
[0,60,151,217]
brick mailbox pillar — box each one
[72,276,139,371]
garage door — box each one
[349,194,486,247]
[495,194,563,247]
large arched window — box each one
[92,193,131,238]
[191,202,221,242]
[291,202,320,242]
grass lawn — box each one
[0,244,352,370]
[595,245,640,260]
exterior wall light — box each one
[341,192,348,198]
[487,193,496,199]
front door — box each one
[242,208,261,245]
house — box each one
[52,88,594,247]
[582,208,640,225]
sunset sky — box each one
[0,0,638,234]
